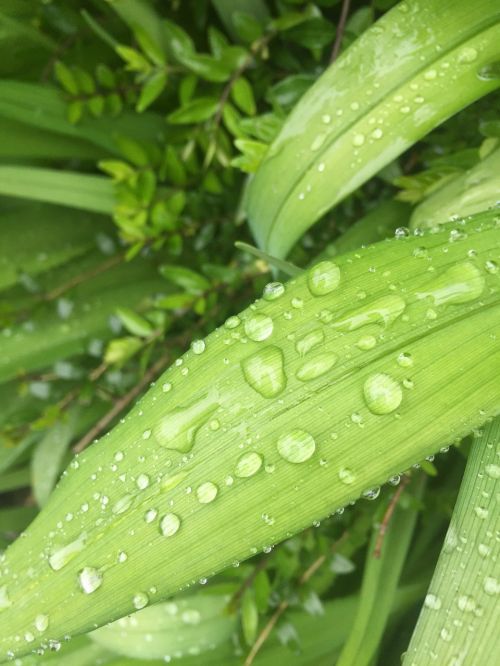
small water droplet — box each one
[241,346,286,398]
[356,335,377,350]
[277,430,316,464]
[296,329,324,356]
[338,468,356,485]
[112,494,133,515]
[363,373,402,415]
[114,451,124,462]
[458,47,477,64]
[308,261,341,296]
[191,339,206,355]
[352,133,365,146]
[0,586,12,611]
[153,393,218,452]
[483,576,499,596]
[136,474,150,490]
[485,463,500,479]
[162,382,172,393]
[78,567,103,594]
[457,595,476,612]
[321,114,331,124]
[362,486,380,500]
[425,594,442,610]
[235,452,263,478]
[225,315,241,329]
[424,69,437,80]
[196,481,218,504]
[474,506,488,520]
[160,513,181,537]
[397,352,413,367]
[35,614,49,632]
[311,133,327,151]
[371,128,383,139]
[485,260,498,274]
[144,508,158,523]
[48,533,87,571]
[133,592,149,609]
[244,314,274,342]
[263,282,285,301]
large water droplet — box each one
[191,339,206,355]
[363,373,402,415]
[235,452,263,478]
[332,295,406,332]
[295,329,324,356]
[457,47,477,64]
[48,532,87,571]
[296,353,338,381]
[244,314,274,342]
[415,262,484,306]
[153,392,218,452]
[160,513,181,537]
[136,474,150,490]
[241,346,286,398]
[78,567,103,594]
[338,468,356,485]
[133,592,149,609]
[307,261,341,296]
[196,481,218,504]
[263,282,285,301]
[483,576,499,596]
[277,430,316,463]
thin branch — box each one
[330,0,351,63]
[244,530,349,666]
[42,253,123,302]
[72,351,170,453]
[373,475,410,559]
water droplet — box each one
[144,508,158,523]
[388,474,401,486]
[296,353,338,381]
[440,627,452,642]
[48,532,87,571]
[133,592,149,609]
[364,373,402,415]
[485,260,498,274]
[318,162,325,172]
[162,382,172,392]
[160,513,181,537]
[397,352,413,367]
[371,128,383,139]
[24,631,35,643]
[311,133,327,151]
[118,551,128,562]
[458,47,477,64]
[425,594,442,610]
[35,614,49,632]
[191,339,206,355]
[112,494,133,515]
[235,452,263,478]
[244,314,273,342]
[332,295,406,331]
[474,506,488,519]
[352,133,365,146]
[478,543,491,558]
[356,335,377,350]
[241,346,286,398]
[277,430,316,464]
[153,392,218,452]
[424,69,437,80]
[136,474,150,490]
[0,585,12,611]
[362,487,380,500]
[225,315,241,329]
[78,567,103,594]
[196,481,218,504]
[114,451,124,462]
[296,329,324,356]
[321,114,331,124]
[338,468,356,485]
[291,297,303,309]
[457,595,476,612]
[483,576,499,596]
[485,464,500,479]
[308,261,341,296]
[263,282,285,301]
[416,262,484,306]
[395,227,410,239]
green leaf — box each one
[159,265,210,294]
[231,139,268,173]
[0,166,115,213]
[104,336,143,365]
[0,215,499,658]
[231,76,256,116]
[115,307,154,338]
[245,0,500,257]
[404,417,500,666]
[116,45,151,73]
[167,97,219,124]
[136,69,167,112]
[54,60,78,95]
[242,588,259,646]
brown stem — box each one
[42,253,123,302]
[373,475,410,559]
[330,0,351,63]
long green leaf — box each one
[0,213,499,660]
[410,146,500,230]
[245,0,500,257]
[404,417,500,666]
[0,167,115,213]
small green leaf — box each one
[232,11,264,43]
[54,61,78,95]
[231,139,268,173]
[242,588,259,646]
[231,77,256,116]
[115,307,154,338]
[133,23,166,66]
[116,45,151,73]
[136,69,167,112]
[167,97,219,124]
[104,336,143,365]
[95,64,116,89]
[67,100,83,125]
[159,264,210,294]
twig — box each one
[228,556,271,612]
[42,253,123,302]
[330,0,351,63]
[373,475,410,558]
[244,530,349,665]
[72,351,170,453]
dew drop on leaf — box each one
[363,373,403,415]
[277,430,316,464]
[196,481,218,504]
[244,314,274,342]
[133,592,149,609]
[307,261,341,296]
[136,473,150,490]
[78,567,103,594]
[295,329,324,356]
[424,593,442,610]
[296,353,338,382]
[338,468,356,485]
[191,339,206,354]
[263,282,285,301]
[160,513,181,537]
[234,452,263,478]
[0,585,12,611]
[35,614,49,632]
[241,346,286,398]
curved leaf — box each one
[245,0,500,257]
[0,213,499,660]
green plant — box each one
[0,1,499,664]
